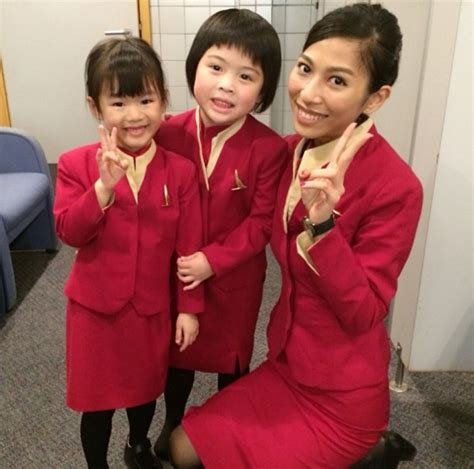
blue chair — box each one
[0,127,58,317]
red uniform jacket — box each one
[157,109,288,372]
[267,123,423,390]
[54,142,204,316]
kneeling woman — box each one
[169,4,423,468]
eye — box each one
[240,74,252,81]
[296,61,311,74]
[111,101,124,107]
[329,76,347,86]
[141,98,154,105]
[210,64,221,72]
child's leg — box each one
[126,400,156,445]
[155,367,195,458]
[125,400,162,468]
[80,409,115,469]
[217,362,250,391]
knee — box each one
[169,425,202,469]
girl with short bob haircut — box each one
[185,7,281,113]
[168,4,422,468]
[153,8,288,459]
[54,36,204,469]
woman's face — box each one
[288,37,373,144]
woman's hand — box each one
[175,313,199,352]
[177,251,214,291]
[96,125,128,191]
[299,123,372,224]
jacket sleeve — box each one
[175,162,205,314]
[201,139,288,277]
[54,152,106,248]
[302,175,423,335]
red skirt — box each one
[66,299,171,412]
[182,357,389,468]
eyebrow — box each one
[206,54,261,75]
[300,53,355,76]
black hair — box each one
[85,36,168,111]
[185,8,281,113]
[304,3,402,93]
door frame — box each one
[0,58,11,126]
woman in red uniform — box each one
[153,9,288,458]
[168,4,423,468]
[54,37,204,469]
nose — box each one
[218,73,235,93]
[299,76,323,105]
[127,103,144,121]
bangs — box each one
[104,62,157,97]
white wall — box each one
[410,1,473,371]
[1,1,138,163]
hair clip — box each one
[231,169,247,191]
[162,183,171,207]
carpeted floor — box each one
[1,245,473,468]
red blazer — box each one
[267,125,423,390]
[156,110,288,372]
[54,142,204,316]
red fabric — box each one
[183,359,387,469]
[55,143,204,410]
[157,110,289,373]
[199,119,228,165]
[268,126,423,391]
[180,126,422,466]
[66,300,170,411]
[54,143,204,316]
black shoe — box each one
[384,431,417,467]
[124,438,163,469]
[349,431,417,469]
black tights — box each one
[165,363,248,427]
[80,400,156,469]
[155,363,249,457]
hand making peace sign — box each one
[96,125,129,191]
[299,123,373,225]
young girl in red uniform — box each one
[168,4,423,468]
[54,37,204,469]
[153,8,288,458]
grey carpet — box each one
[1,245,473,468]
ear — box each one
[87,96,101,120]
[363,85,392,115]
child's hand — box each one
[96,125,129,191]
[177,252,214,291]
[175,313,199,352]
[299,123,372,224]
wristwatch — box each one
[302,214,335,239]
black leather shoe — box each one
[350,431,417,468]
[124,438,163,469]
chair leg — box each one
[349,431,417,469]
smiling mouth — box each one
[211,98,234,110]
[295,105,328,123]
[126,125,148,136]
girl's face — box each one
[194,45,264,127]
[90,84,165,153]
[288,37,374,144]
